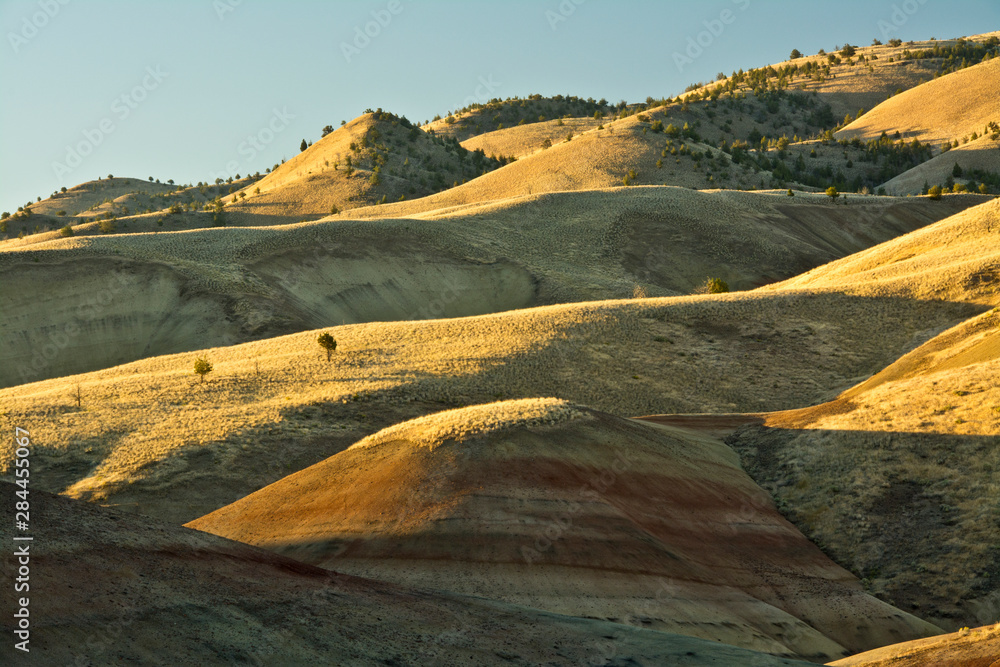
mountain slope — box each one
[836,57,1000,148]
[0,482,819,667]
[187,399,941,662]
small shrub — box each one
[59,225,74,237]
[702,277,730,294]
[99,219,117,234]
[193,357,213,383]
[928,185,943,200]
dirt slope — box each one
[0,483,821,667]
[187,400,941,662]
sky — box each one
[1,0,997,214]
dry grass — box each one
[836,57,1000,149]
[764,197,1000,305]
[460,117,605,159]
[879,134,1000,194]
[829,622,1000,666]
[4,187,978,388]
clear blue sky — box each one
[2,0,997,214]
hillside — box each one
[829,623,1000,667]
[836,57,1000,149]
[187,399,940,662]
[222,110,508,225]
[0,483,821,667]
[0,188,982,387]
[730,308,1000,630]
[422,94,612,142]
[716,200,1000,628]
[764,196,1000,304]
[460,116,605,159]
[878,134,1000,195]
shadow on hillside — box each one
[726,423,1000,630]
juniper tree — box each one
[317,333,337,361]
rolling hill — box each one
[2,187,980,388]
[186,399,941,662]
[0,482,820,667]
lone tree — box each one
[825,186,840,202]
[928,185,943,200]
[317,332,337,361]
[789,48,802,59]
[194,357,213,383]
[702,277,730,294]
[300,139,308,152]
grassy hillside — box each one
[0,188,981,387]
[422,94,612,142]
[222,110,508,225]
[830,623,1000,667]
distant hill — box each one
[422,94,612,142]
[222,110,507,225]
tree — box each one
[300,139,308,152]
[321,125,334,137]
[790,48,802,59]
[825,186,839,202]
[193,357,213,383]
[980,183,989,194]
[702,277,730,294]
[952,163,963,177]
[317,332,337,361]
[60,225,74,237]
[840,44,856,57]
[928,185,943,200]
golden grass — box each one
[879,134,1000,194]
[836,57,1000,148]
